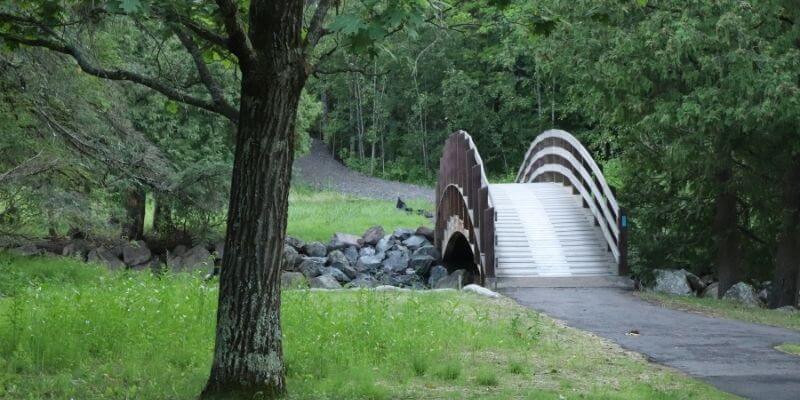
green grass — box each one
[639,291,800,332]
[776,343,800,356]
[0,253,735,399]
[287,186,432,242]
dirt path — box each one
[503,287,800,400]
[292,139,434,202]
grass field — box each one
[639,292,800,332]
[0,254,734,399]
[776,343,800,356]
[287,186,432,242]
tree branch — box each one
[174,14,229,49]
[0,30,238,122]
[305,0,336,50]
[213,0,254,65]
[173,26,239,121]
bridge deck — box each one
[490,182,616,277]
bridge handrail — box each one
[436,130,496,281]
[515,129,628,273]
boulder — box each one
[758,288,769,304]
[376,236,392,254]
[172,245,188,257]
[283,245,301,271]
[392,228,414,241]
[281,272,307,289]
[402,235,429,251]
[378,272,403,287]
[87,247,125,270]
[359,247,376,257]
[328,250,356,279]
[415,226,434,241]
[396,273,424,289]
[347,274,379,288]
[700,274,715,285]
[343,246,359,265]
[285,236,305,251]
[299,257,326,278]
[321,266,351,283]
[428,265,448,287]
[62,239,91,260]
[409,255,435,277]
[182,245,213,272]
[356,255,384,273]
[122,241,151,267]
[213,241,224,260]
[435,269,469,290]
[10,244,42,257]
[362,226,385,246]
[701,282,719,298]
[302,241,327,257]
[375,285,410,292]
[309,275,342,289]
[329,232,363,250]
[652,269,692,296]
[685,271,706,293]
[723,282,761,307]
[413,245,441,261]
[462,284,500,298]
[382,250,409,273]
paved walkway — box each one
[502,287,800,400]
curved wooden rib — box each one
[516,129,628,274]
[435,131,496,281]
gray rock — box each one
[10,244,42,257]
[347,274,379,288]
[329,232,362,250]
[685,271,706,293]
[356,254,384,273]
[299,257,326,278]
[321,266,351,283]
[122,241,151,267]
[375,285,410,292]
[178,245,213,272]
[652,269,692,296]
[758,288,769,304]
[283,245,301,271]
[701,274,715,285]
[213,241,224,260]
[415,226,434,241]
[172,245,188,257]
[435,269,469,289]
[428,265,448,287]
[328,250,357,279]
[309,275,342,289]
[701,282,719,298]
[87,247,125,270]
[362,226,385,246]
[285,236,305,251]
[359,247,376,257]
[343,246,359,265]
[281,272,307,289]
[302,241,327,257]
[723,282,761,307]
[376,236,392,254]
[462,284,500,298]
[396,273,424,289]
[378,272,402,287]
[402,235,429,251]
[413,245,441,261]
[409,255,435,277]
[62,239,91,260]
[382,250,409,273]
[392,228,414,241]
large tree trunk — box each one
[201,1,306,398]
[769,155,800,308]
[712,165,741,297]
[121,187,146,240]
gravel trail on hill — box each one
[293,139,434,202]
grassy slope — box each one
[287,186,432,242]
[638,292,800,332]
[776,343,800,356]
[0,254,733,399]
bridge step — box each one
[491,276,633,289]
[489,182,616,278]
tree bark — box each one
[201,1,306,397]
[712,165,741,297]
[122,187,146,240]
[769,155,800,308]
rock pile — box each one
[649,269,788,309]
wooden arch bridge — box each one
[435,130,628,288]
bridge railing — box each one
[516,129,628,275]
[435,131,496,281]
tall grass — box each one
[0,254,734,399]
